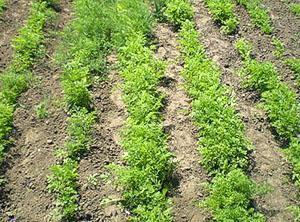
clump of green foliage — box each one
[164,0,194,27]
[271,37,285,58]
[285,139,300,188]
[179,20,263,221]
[285,58,300,84]
[0,0,5,13]
[202,169,265,221]
[48,159,79,220]
[0,1,51,164]
[36,98,50,119]
[290,3,300,16]
[236,39,300,141]
[236,0,273,34]
[205,0,239,34]
[111,33,174,221]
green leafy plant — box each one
[271,37,285,58]
[285,58,300,84]
[48,159,79,220]
[36,98,50,119]
[164,0,194,27]
[285,139,300,187]
[205,0,239,34]
[202,169,265,221]
[262,84,300,140]
[235,38,252,61]
[0,0,5,14]
[236,0,273,34]
[290,3,300,16]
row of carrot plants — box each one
[101,0,176,221]
[0,0,52,165]
[235,39,300,191]
[112,33,174,221]
[46,0,113,219]
[162,1,265,220]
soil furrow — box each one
[0,2,72,221]
[263,0,300,57]
[77,55,126,222]
[234,2,300,94]
[0,0,30,72]
[193,0,298,221]
[154,23,208,222]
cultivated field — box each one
[0,0,299,221]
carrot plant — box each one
[202,169,265,221]
[285,58,300,85]
[0,0,5,13]
[178,20,264,221]
[205,0,239,34]
[0,0,52,163]
[164,0,194,27]
[236,0,273,34]
[290,3,300,16]
[271,37,285,58]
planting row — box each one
[179,21,264,221]
[0,0,52,164]
[236,38,300,197]
[112,34,174,221]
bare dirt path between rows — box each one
[154,23,209,222]
[0,1,72,221]
[234,1,300,94]
[77,55,126,222]
[0,0,30,72]
[193,0,299,221]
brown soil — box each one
[77,55,127,222]
[194,0,299,221]
[0,1,72,221]
[0,0,30,72]
[154,23,209,222]
[235,1,300,94]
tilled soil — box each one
[77,55,127,222]
[0,1,72,221]
[193,0,299,221]
[0,0,30,72]
[154,23,209,222]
